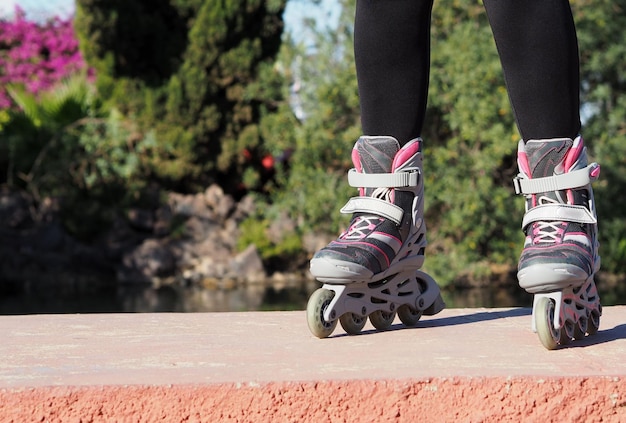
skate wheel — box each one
[535,297,560,350]
[588,309,601,335]
[339,313,367,335]
[306,288,338,339]
[559,321,573,345]
[397,304,422,327]
[573,317,587,340]
[369,310,396,330]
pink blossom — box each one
[0,6,92,110]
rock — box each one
[229,244,266,283]
[302,232,335,256]
[232,195,256,221]
[196,256,229,279]
[267,213,296,244]
[190,193,213,220]
[127,208,154,232]
[168,192,194,217]
[204,184,235,218]
[198,238,232,261]
[153,205,173,237]
[204,184,225,209]
[0,188,31,229]
[119,239,176,283]
[3,183,306,289]
[220,220,239,249]
[184,216,211,242]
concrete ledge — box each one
[1,307,625,421]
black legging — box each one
[354,0,582,145]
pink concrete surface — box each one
[1,306,625,422]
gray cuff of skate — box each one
[513,163,599,195]
[348,168,420,188]
[521,203,598,229]
[340,197,404,225]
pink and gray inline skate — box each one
[515,136,602,349]
[306,136,445,338]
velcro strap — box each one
[347,168,419,188]
[521,203,597,229]
[340,197,404,225]
[513,163,599,195]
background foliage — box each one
[1,0,624,288]
[256,0,626,284]
[74,0,287,193]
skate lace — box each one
[341,187,393,239]
[371,187,392,202]
[532,196,565,244]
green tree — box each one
[236,0,359,268]
[423,3,520,284]
[268,0,360,234]
[74,0,288,193]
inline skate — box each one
[515,136,602,349]
[306,136,445,338]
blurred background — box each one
[1,0,624,314]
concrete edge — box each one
[1,376,625,422]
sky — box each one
[0,0,75,20]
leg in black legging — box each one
[354,0,434,146]
[483,0,581,141]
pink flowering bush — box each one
[0,7,87,109]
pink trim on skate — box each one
[351,147,363,173]
[522,242,593,259]
[517,150,531,179]
[332,240,390,267]
[564,138,582,205]
[564,136,585,170]
[351,147,365,196]
[590,165,601,178]
[392,139,420,172]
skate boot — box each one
[514,136,602,349]
[306,136,445,338]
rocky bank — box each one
[0,185,322,291]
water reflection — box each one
[116,280,320,313]
[0,279,319,315]
[0,277,624,315]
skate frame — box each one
[321,269,440,323]
[531,276,602,332]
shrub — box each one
[74,0,288,193]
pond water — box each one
[2,276,624,315]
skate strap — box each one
[340,197,404,225]
[513,163,600,195]
[347,168,419,188]
[521,204,597,229]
